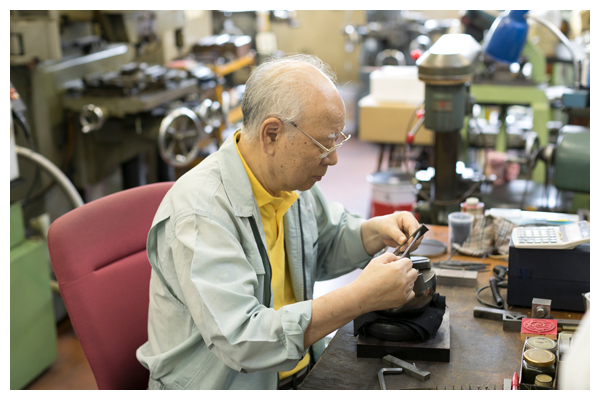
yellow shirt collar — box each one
[234,131,298,209]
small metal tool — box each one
[383,355,430,381]
[473,306,525,322]
[378,368,403,390]
[393,224,429,259]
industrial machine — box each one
[408,11,590,223]
[61,60,204,183]
[9,9,216,334]
[476,10,589,213]
[414,33,483,224]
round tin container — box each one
[525,337,558,354]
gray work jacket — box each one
[136,133,372,389]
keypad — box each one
[516,226,561,245]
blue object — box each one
[484,10,530,64]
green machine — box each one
[10,201,57,389]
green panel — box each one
[521,41,548,84]
[10,202,25,248]
[10,239,57,390]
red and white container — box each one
[367,169,416,218]
[460,197,484,217]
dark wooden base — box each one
[356,311,450,362]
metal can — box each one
[522,349,556,385]
[460,197,484,217]
[525,337,557,354]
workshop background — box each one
[10,10,591,390]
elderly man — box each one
[136,54,420,390]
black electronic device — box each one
[507,237,590,312]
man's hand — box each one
[350,252,419,313]
[360,211,422,256]
[304,252,418,348]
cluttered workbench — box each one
[299,225,584,390]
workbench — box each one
[299,225,583,390]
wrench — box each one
[378,368,403,390]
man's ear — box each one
[259,118,284,156]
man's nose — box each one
[321,149,338,166]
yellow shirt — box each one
[235,132,310,380]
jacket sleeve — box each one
[170,213,310,374]
[307,184,373,281]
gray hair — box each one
[241,54,338,139]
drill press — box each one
[416,34,482,223]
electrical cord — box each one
[12,109,42,206]
[519,147,543,210]
[12,110,38,152]
[476,265,509,309]
[401,101,424,175]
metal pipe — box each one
[527,15,580,90]
[433,130,460,202]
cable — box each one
[476,267,508,309]
[519,147,543,210]
[402,101,424,176]
[12,109,42,206]
[15,145,84,209]
[476,286,502,308]
[12,110,38,152]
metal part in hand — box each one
[393,224,429,259]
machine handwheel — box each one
[158,107,206,168]
[195,98,227,135]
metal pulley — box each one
[195,98,227,135]
[80,104,106,133]
[158,107,206,167]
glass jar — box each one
[525,337,558,354]
[522,349,556,385]
[534,374,553,388]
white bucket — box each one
[367,169,416,217]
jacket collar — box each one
[217,132,261,218]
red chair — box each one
[47,182,173,390]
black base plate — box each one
[356,311,450,362]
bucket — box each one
[367,169,416,218]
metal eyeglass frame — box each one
[288,121,351,159]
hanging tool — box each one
[406,109,425,145]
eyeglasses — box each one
[287,121,351,159]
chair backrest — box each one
[48,182,173,390]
